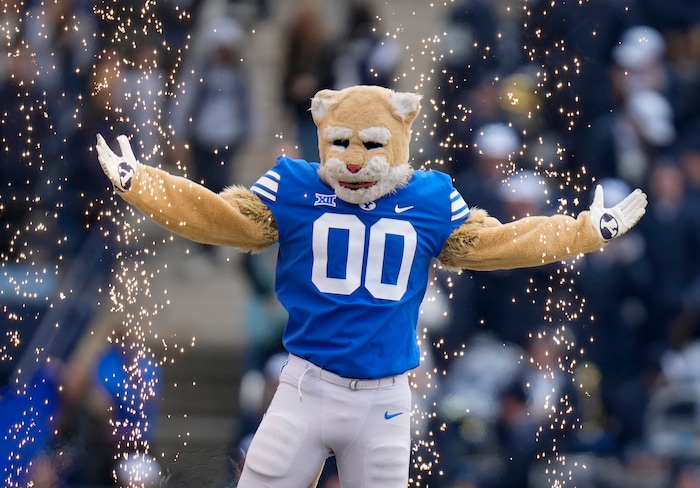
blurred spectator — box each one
[580,165,700,456]
[96,331,163,487]
[0,365,60,486]
[61,56,127,257]
[170,15,253,192]
[578,179,651,417]
[232,245,287,448]
[240,246,287,374]
[118,38,168,164]
[677,125,700,205]
[582,89,676,188]
[96,340,161,451]
[611,26,669,100]
[674,131,700,326]
[484,329,580,488]
[672,463,700,488]
[328,1,401,90]
[525,0,634,172]
[280,0,401,163]
[608,25,698,138]
[451,169,561,350]
[429,325,584,488]
[436,0,500,94]
[633,160,700,438]
[434,124,522,365]
[22,0,99,108]
[430,333,524,487]
[153,0,205,73]
[0,46,54,261]
[233,352,286,463]
[280,0,334,162]
[48,362,117,487]
[169,15,253,268]
[637,162,696,342]
[453,123,521,221]
[433,0,503,173]
[636,0,700,32]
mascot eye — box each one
[363,141,384,150]
[333,139,350,148]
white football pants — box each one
[237,354,412,488]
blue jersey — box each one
[252,156,469,378]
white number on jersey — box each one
[311,213,417,301]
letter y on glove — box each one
[95,134,140,192]
[589,184,648,242]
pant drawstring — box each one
[297,365,310,402]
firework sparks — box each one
[1,1,607,487]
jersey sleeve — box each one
[432,170,470,243]
[251,162,283,204]
[412,169,471,257]
[450,187,470,225]
[440,179,470,256]
[251,156,318,206]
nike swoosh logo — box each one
[394,205,414,214]
[384,411,403,420]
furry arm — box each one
[438,208,602,271]
[121,165,278,252]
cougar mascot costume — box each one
[96,85,647,487]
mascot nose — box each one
[346,164,362,174]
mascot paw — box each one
[96,134,140,192]
[589,184,648,241]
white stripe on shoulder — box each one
[257,174,280,193]
[450,191,470,222]
[450,195,467,213]
[451,206,470,222]
[266,169,281,180]
[252,170,281,202]
[251,186,276,202]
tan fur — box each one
[313,86,419,170]
[121,165,275,253]
[220,185,278,250]
[439,209,602,271]
[437,208,489,271]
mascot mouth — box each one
[338,180,377,190]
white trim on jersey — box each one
[450,190,470,222]
[252,170,281,201]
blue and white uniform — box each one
[252,156,469,379]
[239,156,470,488]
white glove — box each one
[95,134,140,192]
[589,184,648,241]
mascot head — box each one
[310,85,422,204]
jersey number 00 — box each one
[311,213,418,301]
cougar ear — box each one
[389,91,422,124]
[310,89,339,125]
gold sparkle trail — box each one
[0,1,609,487]
[0,0,194,486]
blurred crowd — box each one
[2,0,700,487]
[420,1,700,487]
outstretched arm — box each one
[96,134,277,252]
[439,186,647,271]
